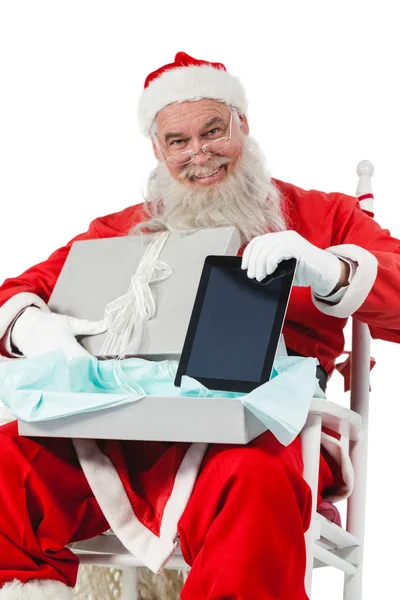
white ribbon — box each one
[100,232,172,360]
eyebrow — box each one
[202,116,226,130]
[164,116,226,143]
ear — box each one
[151,138,163,162]
[239,113,250,135]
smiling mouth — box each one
[192,166,224,180]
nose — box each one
[191,150,211,166]
[188,137,211,166]
[192,147,210,167]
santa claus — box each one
[0,52,399,600]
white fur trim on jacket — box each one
[320,431,355,503]
[138,64,248,136]
[0,579,72,599]
[312,244,378,319]
[73,439,208,573]
[0,293,49,339]
[159,442,208,541]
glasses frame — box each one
[159,112,233,167]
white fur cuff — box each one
[312,244,378,319]
[0,580,72,599]
[0,293,49,339]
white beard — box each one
[133,136,287,242]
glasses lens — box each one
[204,137,230,155]
[167,152,194,166]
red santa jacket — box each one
[1,179,399,572]
[1,180,399,374]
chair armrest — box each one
[309,398,362,441]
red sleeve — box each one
[318,193,400,343]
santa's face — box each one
[152,99,249,188]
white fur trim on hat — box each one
[138,64,248,136]
[0,580,72,599]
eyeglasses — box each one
[160,113,233,167]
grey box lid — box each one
[48,227,241,359]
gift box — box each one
[13,353,319,445]
[48,227,241,360]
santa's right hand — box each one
[11,306,107,360]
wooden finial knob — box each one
[356,160,374,178]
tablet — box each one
[174,256,297,393]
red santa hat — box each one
[138,51,248,137]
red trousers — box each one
[0,421,337,599]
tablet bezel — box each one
[175,255,297,393]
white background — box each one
[1,1,399,597]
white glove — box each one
[11,307,107,360]
[241,230,342,297]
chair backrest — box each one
[344,160,374,597]
[303,161,375,599]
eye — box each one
[169,139,185,147]
[205,128,221,137]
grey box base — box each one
[18,396,267,444]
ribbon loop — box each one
[100,232,172,359]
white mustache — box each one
[178,156,231,180]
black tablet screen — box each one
[185,266,282,382]
[176,256,295,392]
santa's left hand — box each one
[241,230,342,297]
